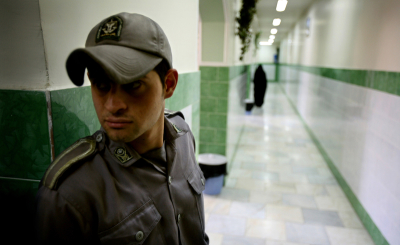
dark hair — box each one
[153,59,170,88]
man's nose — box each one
[104,88,127,114]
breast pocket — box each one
[98,200,164,245]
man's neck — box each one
[129,113,164,155]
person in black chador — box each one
[253,65,268,107]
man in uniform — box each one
[35,12,209,245]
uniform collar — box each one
[103,115,188,167]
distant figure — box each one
[253,65,268,107]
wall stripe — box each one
[280,64,400,97]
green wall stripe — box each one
[278,84,389,245]
[280,64,400,97]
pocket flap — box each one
[99,200,161,245]
[188,170,206,194]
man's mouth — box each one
[105,118,132,129]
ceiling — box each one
[255,0,315,45]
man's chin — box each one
[105,128,136,143]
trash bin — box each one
[244,99,254,115]
[198,153,227,195]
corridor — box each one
[203,83,374,245]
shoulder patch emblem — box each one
[172,124,182,133]
[42,137,96,190]
[114,147,133,163]
[96,15,123,43]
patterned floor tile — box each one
[246,219,286,240]
[282,194,318,208]
[249,190,282,204]
[208,232,223,245]
[295,183,327,196]
[303,208,344,227]
[325,226,375,245]
[266,204,304,223]
[206,214,246,236]
[229,201,266,219]
[286,222,330,245]
[222,235,265,245]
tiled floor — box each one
[203,83,375,245]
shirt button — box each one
[201,178,205,186]
[177,214,181,223]
[135,231,144,241]
[96,133,103,142]
[168,176,172,184]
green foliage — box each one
[254,31,261,56]
[236,0,258,61]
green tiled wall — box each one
[51,86,101,156]
[0,90,51,180]
[199,65,247,155]
[165,71,201,155]
[282,64,400,96]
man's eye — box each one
[96,81,111,91]
[123,82,141,91]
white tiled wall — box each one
[280,66,400,245]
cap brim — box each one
[66,45,163,86]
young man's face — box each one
[89,70,165,144]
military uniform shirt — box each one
[141,142,167,175]
[35,112,209,245]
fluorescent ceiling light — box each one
[273,18,281,26]
[276,0,288,12]
[271,28,278,34]
[269,35,276,39]
[259,41,272,46]
[268,39,274,43]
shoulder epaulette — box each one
[164,109,185,120]
[42,136,97,190]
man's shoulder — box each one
[164,108,185,120]
[164,109,192,136]
[40,134,100,191]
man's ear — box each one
[164,69,178,99]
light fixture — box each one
[276,0,288,12]
[271,28,278,34]
[268,39,274,43]
[273,18,281,26]
[259,41,272,46]
[269,35,276,39]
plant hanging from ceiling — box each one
[253,31,261,56]
[236,0,258,61]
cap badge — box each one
[114,147,133,163]
[96,16,123,43]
